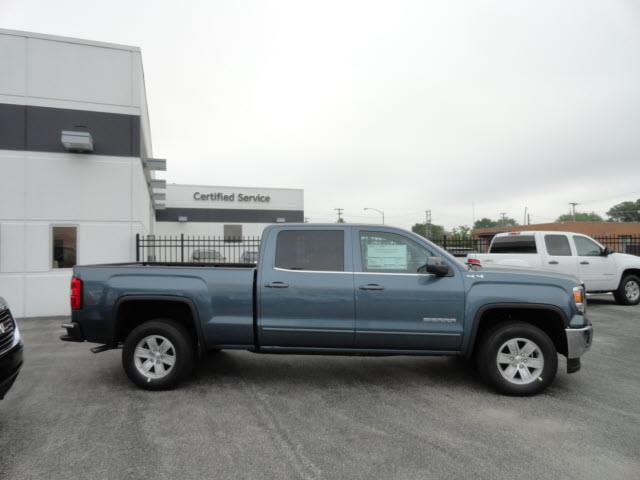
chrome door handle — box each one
[359,284,385,291]
[265,281,289,288]
[548,260,559,265]
[580,261,590,265]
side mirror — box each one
[417,257,450,276]
[602,246,612,256]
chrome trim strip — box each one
[274,267,352,274]
[273,267,433,277]
[262,327,352,334]
[360,330,461,337]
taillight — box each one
[70,276,82,310]
[467,258,482,267]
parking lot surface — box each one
[1,297,638,480]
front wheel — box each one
[122,319,195,390]
[477,322,558,396]
[614,275,640,306]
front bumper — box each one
[565,324,593,359]
[0,341,23,400]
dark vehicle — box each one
[0,297,23,400]
[240,250,259,263]
[62,224,592,396]
[191,249,226,262]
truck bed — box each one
[73,263,257,347]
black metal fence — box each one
[135,233,640,264]
[429,235,640,257]
[136,234,261,264]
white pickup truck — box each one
[467,231,640,305]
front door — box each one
[573,235,618,291]
[258,228,355,348]
[354,229,464,351]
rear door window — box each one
[544,235,572,256]
[275,230,344,271]
[489,236,537,254]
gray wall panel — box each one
[0,103,26,150]
[156,208,305,223]
[0,103,141,157]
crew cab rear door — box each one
[257,226,355,348]
[542,233,578,277]
[353,228,464,351]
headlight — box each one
[573,285,586,313]
[12,322,21,345]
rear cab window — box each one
[544,234,572,256]
[275,230,344,271]
[489,235,537,254]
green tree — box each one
[607,199,640,222]
[473,217,518,229]
[412,223,446,239]
[555,212,603,222]
[473,217,498,229]
[451,225,471,239]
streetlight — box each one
[364,207,384,224]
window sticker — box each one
[366,244,408,270]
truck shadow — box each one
[189,351,485,391]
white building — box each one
[0,29,303,318]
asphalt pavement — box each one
[1,296,638,480]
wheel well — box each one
[471,308,568,357]
[621,269,640,283]
[114,299,199,347]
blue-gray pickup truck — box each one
[61,224,593,395]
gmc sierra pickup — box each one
[61,224,593,396]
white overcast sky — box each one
[2,0,640,229]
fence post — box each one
[135,233,140,262]
[181,234,184,263]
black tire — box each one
[122,319,195,391]
[476,322,558,396]
[613,275,640,306]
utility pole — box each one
[425,210,432,239]
[334,208,344,223]
[569,202,579,221]
[500,212,507,227]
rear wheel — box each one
[477,322,557,396]
[614,275,640,305]
[122,319,195,390]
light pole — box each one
[364,207,384,224]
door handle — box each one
[548,260,559,265]
[580,261,590,265]
[265,281,289,288]
[359,284,385,291]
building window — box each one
[224,224,242,242]
[52,226,77,269]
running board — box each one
[90,344,115,354]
